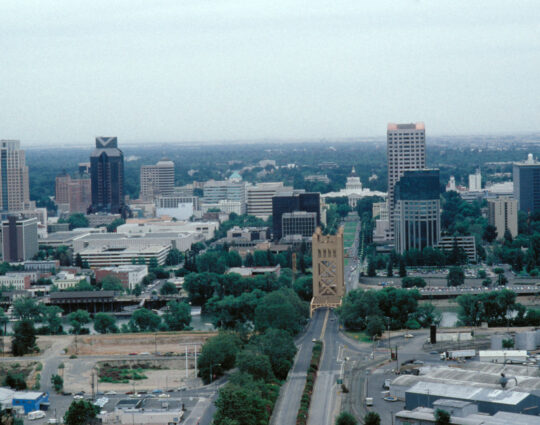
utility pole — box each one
[185,345,188,378]
[395,345,399,374]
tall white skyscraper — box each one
[0,140,32,212]
[387,123,426,239]
[468,169,482,191]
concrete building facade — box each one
[0,140,33,212]
[1,216,38,262]
[487,197,518,239]
[140,159,175,201]
[55,173,92,213]
[387,123,426,240]
[272,191,320,240]
[282,211,318,238]
[247,182,291,218]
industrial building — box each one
[396,408,540,425]
[11,391,49,414]
[405,381,540,415]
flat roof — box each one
[406,381,530,405]
[13,391,46,400]
[387,122,425,131]
[50,291,115,299]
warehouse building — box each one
[11,392,49,414]
[395,408,540,424]
[405,381,540,416]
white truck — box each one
[28,411,46,420]
[441,349,476,360]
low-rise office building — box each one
[52,271,88,290]
[436,235,477,263]
[79,245,170,267]
[95,265,148,290]
[0,274,30,290]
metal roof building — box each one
[405,381,540,415]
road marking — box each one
[319,309,329,341]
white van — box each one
[28,410,46,420]
[365,397,373,406]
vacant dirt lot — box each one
[65,331,216,356]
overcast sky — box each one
[1,1,539,146]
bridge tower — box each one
[310,227,345,316]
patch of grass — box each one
[36,363,43,372]
[344,331,372,343]
[98,363,165,384]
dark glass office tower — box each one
[272,191,320,240]
[513,154,540,213]
[90,137,124,213]
[394,169,440,253]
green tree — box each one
[93,313,118,334]
[160,281,178,295]
[132,284,142,296]
[13,298,44,321]
[336,411,357,425]
[364,412,380,425]
[367,260,377,277]
[11,319,37,356]
[129,308,161,332]
[214,381,269,425]
[244,252,254,267]
[197,333,243,384]
[51,374,63,392]
[42,306,63,334]
[0,308,8,335]
[365,315,385,338]
[249,328,297,380]
[100,275,124,291]
[398,258,407,277]
[447,266,465,287]
[502,338,514,348]
[253,250,269,267]
[227,251,242,267]
[434,409,451,425]
[74,253,83,268]
[62,213,89,229]
[235,350,275,382]
[254,288,308,335]
[163,300,191,331]
[4,371,27,390]
[63,400,99,425]
[106,218,125,233]
[165,248,184,266]
[293,275,313,301]
[68,310,90,334]
[483,224,497,243]
[386,261,393,277]
[401,277,426,288]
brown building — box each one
[1,216,38,262]
[55,173,92,214]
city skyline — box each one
[1,1,540,145]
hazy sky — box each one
[1,1,539,145]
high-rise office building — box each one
[513,153,540,213]
[247,182,291,218]
[468,169,482,192]
[140,159,175,201]
[394,169,440,254]
[387,123,426,240]
[90,137,125,214]
[55,172,92,214]
[282,211,318,238]
[0,140,32,212]
[272,191,320,240]
[203,174,246,213]
[488,197,518,239]
[1,216,38,262]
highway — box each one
[269,309,327,425]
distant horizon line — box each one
[14,130,540,149]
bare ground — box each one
[65,331,216,356]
